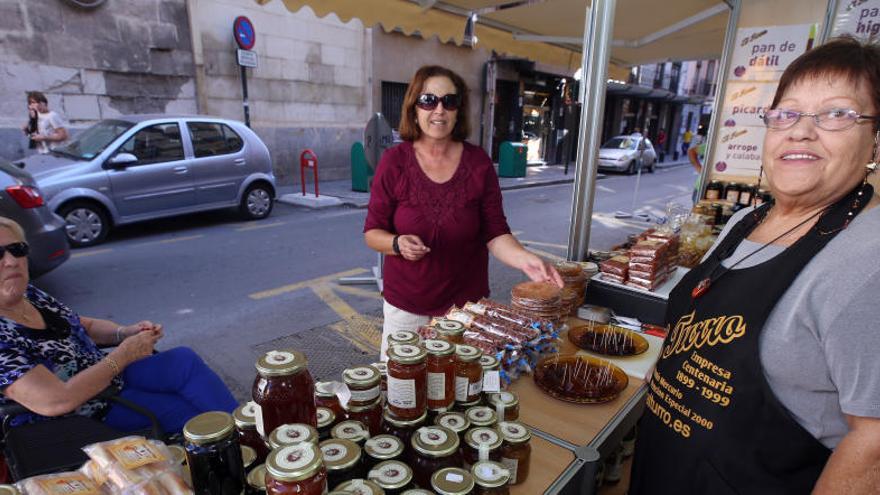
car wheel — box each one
[240,182,274,220]
[59,201,110,247]
[626,160,637,175]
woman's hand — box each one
[519,251,564,287]
[398,234,431,261]
[112,329,160,367]
[120,320,163,340]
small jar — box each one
[242,445,258,472]
[498,421,531,485]
[317,407,337,440]
[462,427,503,470]
[334,479,385,495]
[332,420,371,446]
[434,319,466,345]
[315,381,345,420]
[265,443,327,495]
[387,344,428,420]
[364,434,405,470]
[368,460,414,494]
[388,330,420,350]
[454,345,483,404]
[246,464,268,495]
[347,397,384,436]
[465,406,496,429]
[401,490,434,495]
[424,339,456,412]
[431,467,474,495]
[471,460,510,495]
[410,426,462,488]
[381,408,427,460]
[724,182,741,203]
[371,362,388,398]
[434,411,470,439]
[486,393,519,422]
[479,355,501,393]
[320,438,364,489]
[234,401,271,465]
[343,366,382,407]
[269,423,319,449]
[184,411,247,495]
[737,184,755,206]
[704,180,724,201]
[253,349,317,435]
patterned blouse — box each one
[0,285,120,424]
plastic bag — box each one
[17,471,106,495]
[81,436,190,495]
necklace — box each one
[691,206,827,300]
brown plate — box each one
[511,281,561,302]
[567,323,649,357]
[533,354,628,404]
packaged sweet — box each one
[599,256,629,276]
[17,471,105,495]
[629,240,668,259]
[628,269,665,281]
[81,436,191,495]
[628,261,665,273]
[600,273,626,284]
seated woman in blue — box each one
[0,217,236,433]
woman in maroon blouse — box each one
[364,65,562,357]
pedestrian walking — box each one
[657,129,667,162]
[681,128,693,157]
[24,91,68,155]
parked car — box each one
[597,135,657,174]
[0,160,69,276]
[17,115,276,247]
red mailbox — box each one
[300,149,319,197]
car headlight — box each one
[617,155,630,162]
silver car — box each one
[597,135,657,174]
[18,115,276,247]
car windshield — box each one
[52,119,134,160]
[602,137,639,150]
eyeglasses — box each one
[761,108,880,131]
[416,93,461,111]
[0,242,28,259]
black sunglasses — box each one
[0,242,29,259]
[416,93,461,111]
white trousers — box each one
[380,300,430,361]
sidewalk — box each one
[278,158,690,208]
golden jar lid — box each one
[0,486,20,495]
[401,490,434,495]
[498,421,531,444]
[434,319,465,335]
[335,479,385,495]
[331,420,370,443]
[388,330,420,346]
[431,467,474,495]
[471,460,510,488]
[183,411,234,445]
[343,365,381,388]
[434,411,469,434]
[364,434,404,460]
[487,391,519,409]
[269,423,319,449]
[383,407,427,427]
[465,406,497,427]
[411,425,459,457]
[317,407,335,428]
[319,438,362,472]
[479,354,499,370]
[256,349,308,377]
[423,339,454,356]
[368,460,413,490]
[370,361,387,375]
[242,444,257,468]
[233,400,259,428]
[387,344,427,364]
[464,427,502,451]
[167,444,186,465]
[266,443,324,483]
[454,345,480,362]
[315,380,337,398]
[247,463,268,490]
[347,397,382,413]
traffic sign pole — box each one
[240,66,250,128]
[233,16,256,128]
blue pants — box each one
[103,347,237,434]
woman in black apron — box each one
[630,37,880,494]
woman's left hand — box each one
[121,321,163,340]
[519,252,564,287]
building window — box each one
[381,81,409,129]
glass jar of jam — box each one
[315,381,345,420]
[347,397,383,436]
[454,345,482,404]
[410,426,462,488]
[387,344,428,420]
[317,407,337,440]
[320,438,365,489]
[269,423,319,450]
[724,182,741,203]
[463,427,503,470]
[431,467,474,495]
[471,460,510,495]
[371,362,388,398]
[246,463,268,494]
[497,421,531,485]
[434,319,465,345]
[704,180,724,201]
[453,399,482,413]
[243,445,258,472]
[253,349,317,435]
[465,406,497,429]
[401,490,433,495]
[368,460,414,494]
[184,411,247,495]
[382,408,427,461]
[364,434,405,470]
[424,339,456,412]
[334,479,384,495]
[234,401,271,465]
[737,184,756,207]
[265,443,327,495]
[388,330,420,350]
[486,393,519,422]
[434,411,470,439]
[479,355,501,393]
[343,366,382,407]
[332,420,371,447]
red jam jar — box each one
[368,460,414,494]
[346,398,383,436]
[253,349,317,436]
[331,420,371,447]
[424,340,456,412]
[430,467,474,495]
[343,366,382,407]
[433,319,466,345]
[268,423,319,450]
[410,426,462,488]
[434,411,470,439]
[317,407,337,440]
[388,330,421,349]
[486,393,519,422]
[234,401,271,465]
[334,479,384,495]
[265,443,327,495]
[387,344,428,420]
[381,407,427,461]
[315,381,345,420]
[498,421,531,485]
[319,438,364,489]
[465,406,497,429]
[471,460,511,494]
[370,362,388,399]
[454,345,483,404]
[364,434,405,470]
[462,427,503,470]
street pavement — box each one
[34,160,694,402]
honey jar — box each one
[454,345,483,404]
[486,392,519,421]
[410,426,462,488]
[387,344,428,420]
[364,434,405,470]
[368,460,414,494]
[498,421,531,485]
[253,349,317,434]
[234,401,271,465]
[430,467,474,495]
[331,420,371,446]
[265,443,328,495]
[343,366,382,407]
[320,438,365,489]
[465,406,497,428]
[424,339,456,412]
[462,427,503,470]
[471,460,510,494]
[268,423,319,449]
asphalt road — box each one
[33,163,695,401]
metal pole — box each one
[566,0,617,262]
[240,65,251,128]
[819,0,840,43]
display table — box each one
[584,267,689,325]
[510,435,576,494]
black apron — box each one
[629,184,871,495]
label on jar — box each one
[418,427,449,446]
[438,414,465,431]
[321,441,349,462]
[436,319,464,331]
[482,370,501,392]
[275,444,315,470]
[499,422,528,441]
[501,457,519,484]
[705,189,720,200]
[265,350,296,365]
[475,461,508,482]
[387,376,416,409]
[370,461,409,485]
[254,403,266,437]
[350,385,381,403]
[468,378,483,397]
[275,424,312,445]
[427,372,446,401]
[455,376,469,402]
[366,435,401,456]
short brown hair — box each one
[772,36,880,125]
[398,65,470,142]
[26,91,47,104]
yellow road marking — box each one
[235,221,286,232]
[521,239,567,250]
[135,234,204,247]
[249,268,368,300]
[526,247,564,262]
[311,284,382,353]
[334,285,383,300]
[71,248,113,259]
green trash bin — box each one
[498,141,527,178]
[351,141,372,192]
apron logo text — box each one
[662,311,748,359]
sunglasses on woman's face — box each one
[0,242,29,259]
[416,93,461,111]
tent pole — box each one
[567,0,617,262]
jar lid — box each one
[183,411,234,445]
[412,425,459,457]
[487,391,519,409]
[319,438,362,471]
[434,411,470,433]
[343,366,381,388]
[388,330,420,345]
[401,490,434,495]
[347,397,382,413]
[479,354,499,370]
[269,423,319,449]
[370,361,387,375]
[247,463,268,490]
[256,349,308,376]
[387,344,427,364]
[455,398,482,410]
[465,406,497,427]
[266,443,324,483]
[242,444,257,468]
[423,339,454,356]
[0,486,20,495]
[334,479,384,495]
[167,444,186,465]
[383,407,427,427]
[233,401,259,428]
[471,460,511,488]
[331,420,370,443]
[434,319,465,335]
[454,344,480,362]
[431,467,474,495]
[498,421,531,444]
[315,381,337,398]
[464,427,502,450]
[368,460,413,490]
[364,434,404,460]
[317,407,335,428]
